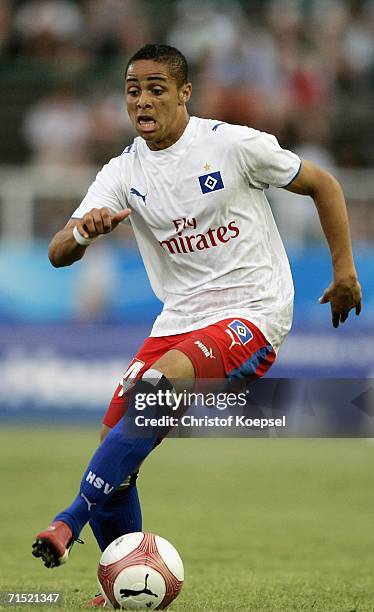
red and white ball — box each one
[98,532,184,609]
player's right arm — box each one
[48,207,131,267]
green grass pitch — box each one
[1,427,374,611]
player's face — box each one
[125,59,192,150]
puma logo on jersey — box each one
[212,122,226,131]
[85,471,114,494]
[194,340,216,359]
[130,187,147,206]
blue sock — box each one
[54,416,155,538]
[54,373,173,539]
[89,483,142,551]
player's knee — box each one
[147,353,194,392]
[140,367,181,400]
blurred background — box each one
[0,0,373,419]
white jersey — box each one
[72,117,301,351]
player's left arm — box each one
[284,159,362,327]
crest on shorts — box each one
[227,320,253,345]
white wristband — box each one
[73,225,96,246]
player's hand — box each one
[75,207,131,239]
[319,276,362,328]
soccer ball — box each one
[97,532,184,609]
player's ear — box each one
[178,83,192,105]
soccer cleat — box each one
[32,521,80,568]
[84,594,107,608]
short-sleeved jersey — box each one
[72,117,301,351]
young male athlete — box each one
[32,44,362,602]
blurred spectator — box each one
[266,0,303,51]
[83,0,150,59]
[197,23,289,134]
[341,1,374,76]
[194,0,296,135]
[289,52,331,112]
[167,0,242,66]
[308,0,350,73]
[22,89,91,167]
[14,0,84,58]
[87,90,135,164]
[0,0,11,56]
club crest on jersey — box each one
[198,171,224,195]
[227,320,253,345]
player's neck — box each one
[146,112,190,151]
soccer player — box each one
[32,44,362,604]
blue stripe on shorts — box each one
[228,344,274,380]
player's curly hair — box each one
[125,44,189,87]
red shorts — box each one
[103,318,276,428]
